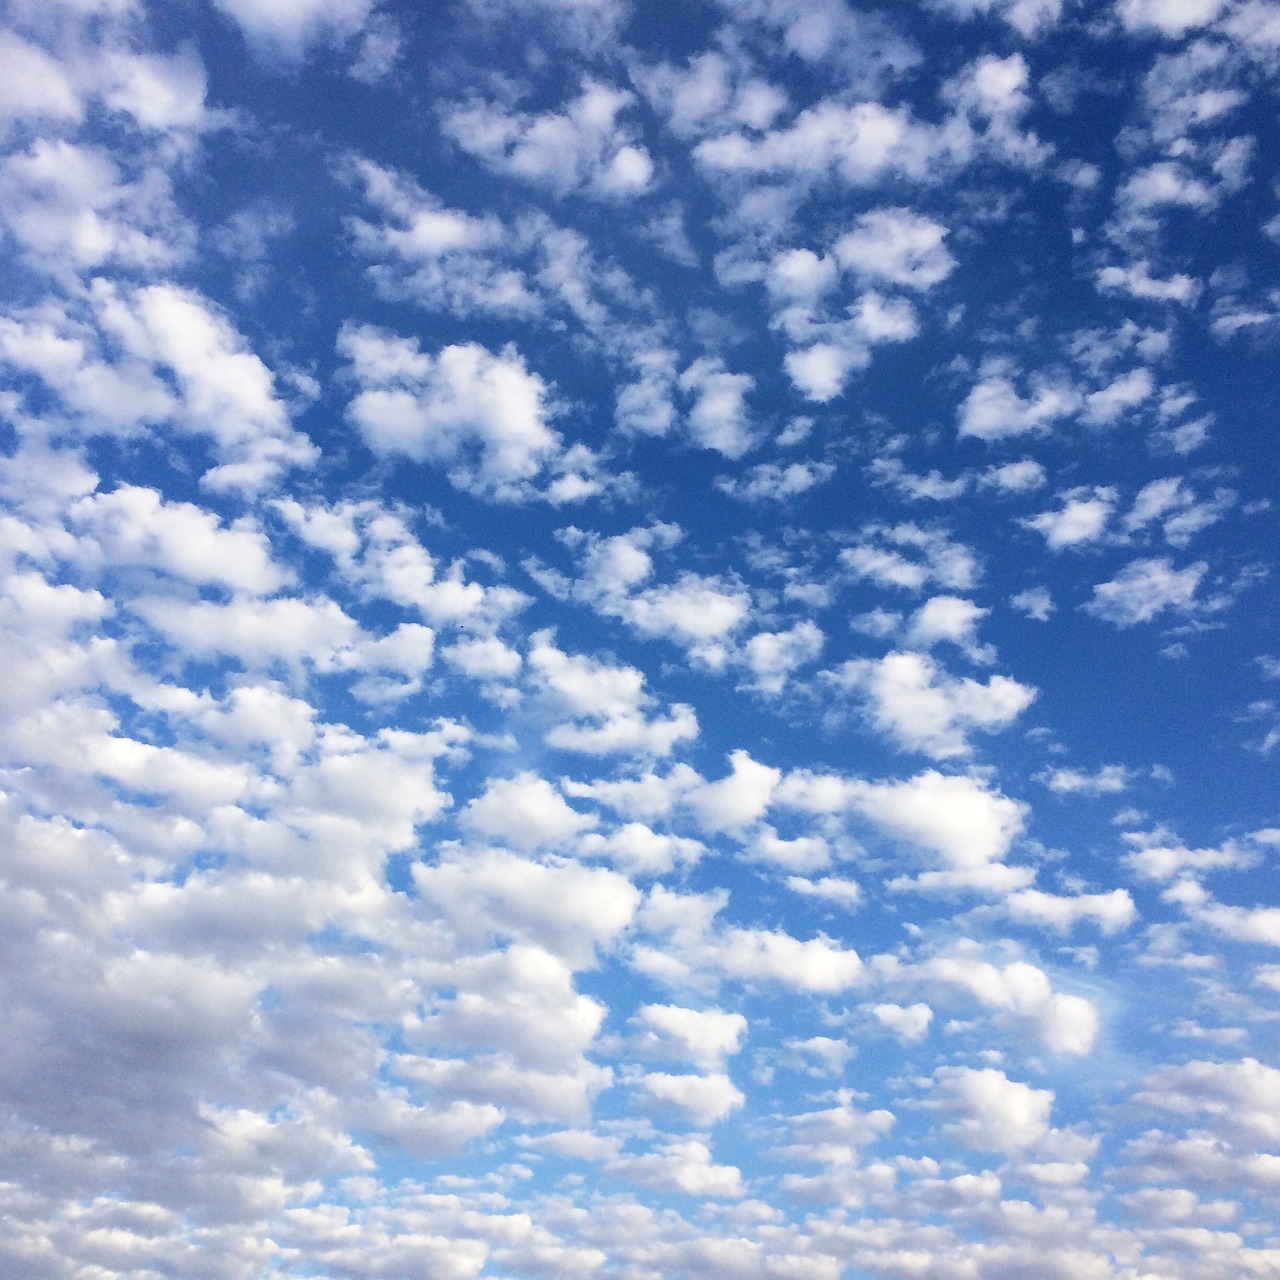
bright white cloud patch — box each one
[444,79,654,200]
[828,650,1036,758]
[340,324,596,500]
[2,0,1278,1275]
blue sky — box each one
[2,0,1280,1275]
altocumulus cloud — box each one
[0,0,1278,1277]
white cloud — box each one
[841,523,980,592]
[749,826,833,872]
[348,159,540,318]
[1002,887,1137,934]
[1132,1058,1280,1145]
[984,459,1047,492]
[0,31,84,132]
[1010,585,1055,620]
[636,1071,745,1126]
[679,357,756,457]
[414,848,639,967]
[615,347,678,437]
[958,358,1080,441]
[867,1001,933,1043]
[834,208,956,290]
[609,1138,744,1198]
[742,621,824,694]
[340,324,604,502]
[905,595,994,662]
[528,631,698,757]
[930,0,1063,36]
[928,1066,1055,1154]
[1039,764,1131,795]
[579,822,705,876]
[1,283,316,495]
[459,771,597,851]
[441,635,523,681]
[716,460,836,502]
[635,885,863,994]
[628,1004,748,1070]
[687,750,781,834]
[1024,486,1117,549]
[1084,367,1155,425]
[886,949,1099,1053]
[1086,556,1208,626]
[1097,260,1201,305]
[694,99,936,186]
[210,0,381,58]
[1122,829,1264,882]
[637,50,786,141]
[0,140,192,281]
[1124,476,1236,546]
[443,79,653,200]
[1117,0,1227,37]
[827,651,1036,759]
[551,525,754,667]
[786,874,862,906]
[133,593,363,675]
[772,766,1035,899]
[67,485,289,594]
[100,45,217,132]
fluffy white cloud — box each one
[0,31,83,132]
[340,324,606,501]
[635,885,863,994]
[716,460,836,502]
[459,771,597,851]
[1122,828,1262,881]
[928,1067,1055,1154]
[0,140,192,280]
[958,358,1080,440]
[549,524,754,666]
[1132,1058,1280,1145]
[834,207,956,289]
[931,0,1063,35]
[867,1001,934,1043]
[443,79,653,199]
[580,822,705,876]
[67,485,289,593]
[636,1071,745,1126]
[686,749,780,833]
[882,949,1099,1053]
[0,283,316,493]
[1024,486,1118,549]
[1002,887,1137,934]
[679,357,756,457]
[742,620,824,693]
[779,767,1029,877]
[841,523,980,592]
[1117,0,1227,36]
[637,49,786,140]
[528,631,698,756]
[905,595,993,662]
[1039,764,1131,795]
[609,1138,744,1198]
[628,1003,748,1070]
[347,159,540,318]
[414,848,640,967]
[786,873,862,906]
[1010,585,1055,620]
[210,0,381,58]
[827,651,1036,759]
[1086,556,1208,626]
[1097,260,1201,304]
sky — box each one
[1,0,1280,1276]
